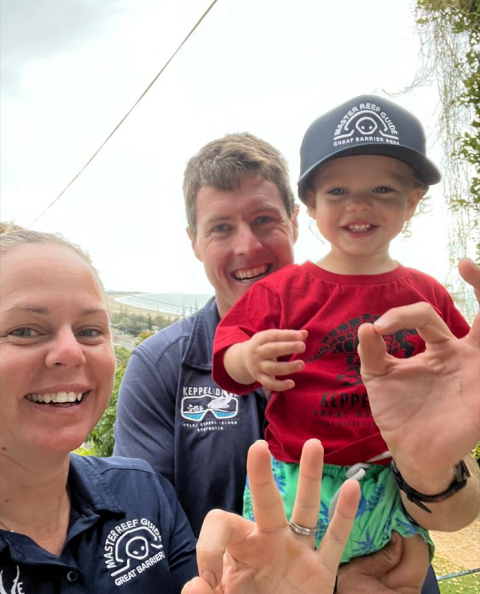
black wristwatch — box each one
[391,459,470,513]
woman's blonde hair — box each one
[0,222,106,295]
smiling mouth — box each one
[232,264,272,283]
[25,391,89,407]
[343,223,377,233]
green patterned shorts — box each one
[243,457,434,564]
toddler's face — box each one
[306,155,423,266]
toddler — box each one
[212,95,470,589]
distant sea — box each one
[115,293,213,316]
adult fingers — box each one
[195,509,251,590]
[247,440,288,532]
[357,323,390,378]
[458,258,480,347]
[317,479,360,575]
[181,576,214,594]
[373,302,455,344]
[458,258,480,300]
[290,439,324,543]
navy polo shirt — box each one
[0,455,197,593]
[114,298,266,537]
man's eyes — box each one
[253,216,274,226]
[211,224,232,233]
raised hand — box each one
[182,439,360,594]
[357,258,480,504]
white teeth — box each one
[347,224,373,233]
[26,392,84,404]
[234,265,268,280]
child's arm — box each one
[223,329,308,392]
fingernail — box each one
[202,571,217,589]
[373,317,385,328]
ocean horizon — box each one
[114,292,213,316]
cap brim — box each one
[298,144,441,202]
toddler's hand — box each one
[244,328,308,391]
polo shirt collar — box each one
[0,455,125,564]
[182,297,219,370]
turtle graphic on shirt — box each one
[307,314,419,386]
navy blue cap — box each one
[298,95,441,202]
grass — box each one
[433,555,480,593]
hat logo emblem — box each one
[333,104,400,146]
[356,116,377,135]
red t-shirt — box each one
[213,262,470,465]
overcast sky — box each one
[0,0,466,294]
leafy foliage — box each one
[411,0,480,321]
[87,351,130,457]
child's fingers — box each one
[258,340,306,360]
[254,329,308,345]
[261,360,305,377]
[258,374,296,392]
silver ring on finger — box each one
[288,519,317,537]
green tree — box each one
[87,347,131,457]
[411,0,479,321]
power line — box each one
[30,0,219,226]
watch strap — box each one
[391,459,470,513]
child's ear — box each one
[305,190,317,217]
[405,188,424,221]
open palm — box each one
[182,440,360,594]
[358,259,480,475]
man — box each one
[114,133,478,593]
[114,134,298,537]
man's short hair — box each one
[183,133,295,236]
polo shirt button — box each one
[66,571,78,583]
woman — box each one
[0,224,360,593]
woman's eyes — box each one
[77,328,102,338]
[10,327,41,338]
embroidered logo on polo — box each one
[333,100,400,148]
[103,518,165,587]
[0,565,25,593]
[181,387,239,426]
